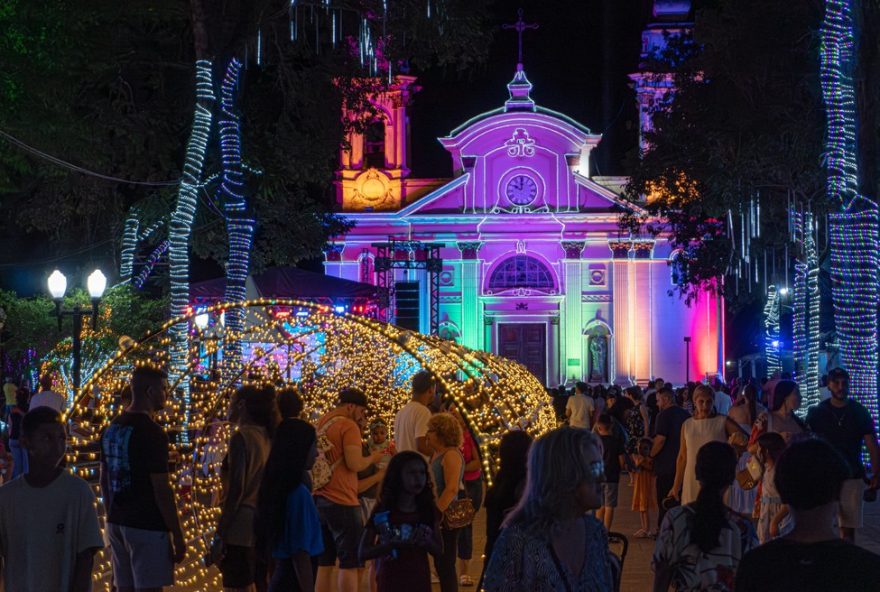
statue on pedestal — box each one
[589,336,607,382]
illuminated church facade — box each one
[324,1,722,386]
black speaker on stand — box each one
[395,281,420,331]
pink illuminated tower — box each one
[336,76,445,212]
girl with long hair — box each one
[754,432,790,543]
[652,442,758,591]
[678,387,694,415]
[213,385,279,592]
[257,418,323,592]
[754,380,808,444]
[483,427,614,591]
[482,430,533,570]
[727,384,766,514]
[632,437,658,538]
[359,451,441,592]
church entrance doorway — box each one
[497,323,546,383]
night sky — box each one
[4,1,658,295]
[409,0,655,179]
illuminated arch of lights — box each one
[65,299,554,589]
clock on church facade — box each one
[505,173,539,206]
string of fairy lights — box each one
[762,284,781,376]
[216,57,254,389]
[120,213,165,283]
[820,0,859,211]
[63,299,553,590]
[168,59,216,439]
[828,209,879,419]
[804,212,820,408]
[792,212,807,388]
[820,0,879,426]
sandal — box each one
[633,528,651,538]
[460,574,475,587]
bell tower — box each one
[628,1,693,155]
[336,76,419,212]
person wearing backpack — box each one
[314,388,384,592]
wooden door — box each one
[498,323,547,382]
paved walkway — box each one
[126,479,880,591]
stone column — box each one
[561,241,586,382]
[631,241,655,381]
[610,241,632,385]
[457,242,483,350]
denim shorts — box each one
[315,497,364,569]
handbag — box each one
[437,448,476,529]
[442,496,476,529]
[735,455,763,490]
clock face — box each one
[505,174,538,205]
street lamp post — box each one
[47,269,107,396]
[684,336,692,383]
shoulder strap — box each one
[547,544,574,592]
[317,415,346,437]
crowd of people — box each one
[547,370,880,590]
[0,366,878,591]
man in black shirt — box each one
[100,366,185,591]
[649,387,691,528]
[806,367,880,543]
[596,413,627,532]
[736,439,880,592]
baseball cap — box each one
[338,387,368,408]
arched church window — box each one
[488,255,555,292]
[364,120,386,169]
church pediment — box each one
[394,170,642,218]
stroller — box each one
[607,531,630,592]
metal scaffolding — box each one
[373,238,443,334]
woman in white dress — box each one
[669,385,748,505]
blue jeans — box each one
[9,440,26,479]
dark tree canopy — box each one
[624,0,828,306]
[0,0,492,282]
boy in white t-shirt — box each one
[565,381,595,429]
[0,407,103,592]
[393,370,435,459]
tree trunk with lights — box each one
[217,57,254,384]
[821,0,879,421]
[168,60,215,408]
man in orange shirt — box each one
[314,388,384,592]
